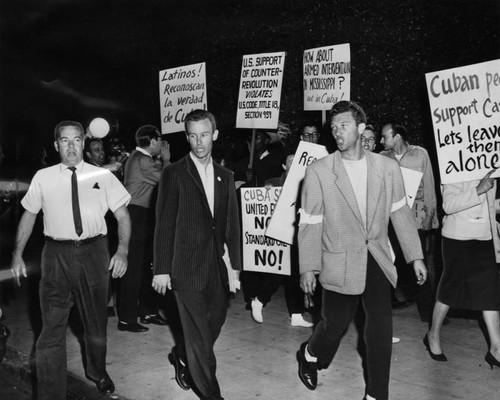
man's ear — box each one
[54,141,59,152]
[213,129,219,141]
[357,123,366,135]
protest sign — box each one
[236,52,286,129]
[425,59,500,184]
[400,167,423,209]
[241,187,291,275]
[159,62,207,134]
[265,142,329,245]
[303,43,351,111]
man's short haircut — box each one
[135,125,161,147]
[184,109,217,133]
[364,124,379,139]
[384,122,408,142]
[84,137,103,154]
[54,120,84,140]
[329,101,367,126]
[302,121,320,131]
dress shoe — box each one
[485,351,500,369]
[423,334,447,362]
[290,313,313,328]
[391,300,414,309]
[251,298,264,323]
[168,348,191,390]
[140,314,168,325]
[117,321,149,332]
[94,372,115,396]
[296,342,317,390]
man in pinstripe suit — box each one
[152,109,241,400]
[296,101,427,400]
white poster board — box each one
[400,167,423,209]
[425,59,500,184]
[159,62,207,134]
[236,52,286,129]
[241,187,291,275]
[303,43,351,111]
[265,142,329,245]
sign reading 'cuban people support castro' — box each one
[425,59,500,184]
[236,52,286,130]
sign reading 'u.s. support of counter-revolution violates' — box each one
[159,62,207,134]
[425,59,500,184]
[236,52,286,130]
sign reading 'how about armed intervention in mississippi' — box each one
[426,59,500,184]
[303,43,351,111]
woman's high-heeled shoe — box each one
[423,334,448,362]
[485,351,500,369]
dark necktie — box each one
[69,167,83,236]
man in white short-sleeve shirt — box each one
[10,120,131,400]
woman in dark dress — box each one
[425,170,500,369]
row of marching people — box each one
[9,103,500,400]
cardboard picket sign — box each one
[236,52,286,130]
[159,62,207,134]
[265,141,329,245]
[425,59,500,184]
[240,187,291,276]
[303,43,351,111]
[400,167,423,209]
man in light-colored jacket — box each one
[296,101,427,400]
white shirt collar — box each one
[136,146,153,157]
[59,159,85,173]
[189,151,213,172]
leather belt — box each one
[45,235,104,246]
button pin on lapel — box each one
[217,176,221,182]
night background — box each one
[0,0,499,174]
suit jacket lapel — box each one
[332,152,365,228]
[186,155,213,218]
[366,152,383,233]
[213,164,224,220]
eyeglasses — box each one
[361,137,375,143]
[303,132,319,138]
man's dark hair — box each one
[364,124,379,140]
[384,122,408,142]
[135,125,161,147]
[302,121,320,131]
[54,120,84,141]
[329,101,367,126]
[184,109,217,133]
[84,137,103,155]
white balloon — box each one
[89,118,110,138]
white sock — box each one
[304,345,317,362]
[366,395,376,400]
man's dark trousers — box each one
[308,253,393,400]
[174,264,228,400]
[36,237,109,400]
[118,204,153,322]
